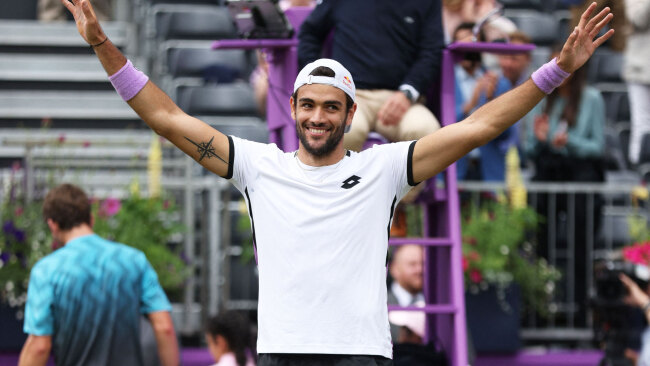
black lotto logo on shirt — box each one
[341,175,361,189]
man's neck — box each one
[60,224,94,245]
[296,145,347,167]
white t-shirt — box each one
[228,136,417,358]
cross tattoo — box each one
[184,136,227,165]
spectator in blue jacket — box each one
[453,23,513,181]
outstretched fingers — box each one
[586,7,612,38]
[593,28,615,48]
[577,2,598,30]
[61,0,75,12]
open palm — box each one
[557,2,615,73]
[61,0,105,45]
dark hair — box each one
[454,22,484,64]
[292,66,355,113]
[544,46,588,127]
[205,311,251,366]
[42,184,92,230]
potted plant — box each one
[462,148,561,353]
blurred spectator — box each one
[623,0,650,165]
[205,311,256,366]
[388,244,424,341]
[454,23,514,181]
[250,0,315,116]
[526,49,605,323]
[443,0,517,44]
[569,0,627,51]
[498,31,533,153]
[298,0,443,153]
[38,0,113,21]
[621,273,650,366]
[389,245,425,307]
[498,31,533,89]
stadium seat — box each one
[155,7,236,41]
[602,90,630,123]
[176,83,259,117]
[594,51,624,84]
[507,12,559,46]
[166,48,250,80]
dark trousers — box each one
[258,354,393,366]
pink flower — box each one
[470,269,483,284]
[623,242,650,266]
[41,117,52,128]
[14,207,23,217]
[462,256,469,271]
[11,161,21,172]
[57,134,66,144]
[99,198,121,217]
[83,141,91,148]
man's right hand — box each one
[61,0,106,46]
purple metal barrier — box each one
[214,9,534,366]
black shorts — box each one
[258,353,393,366]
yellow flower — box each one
[505,146,527,209]
[148,135,162,198]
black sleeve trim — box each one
[224,135,235,179]
[407,140,418,186]
[244,187,258,256]
[346,150,351,157]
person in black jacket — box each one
[298,0,444,152]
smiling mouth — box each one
[308,127,328,136]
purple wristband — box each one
[531,57,571,94]
[108,60,149,101]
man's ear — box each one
[290,95,297,121]
[344,103,357,133]
[46,218,58,233]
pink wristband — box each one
[108,60,149,101]
[531,57,571,94]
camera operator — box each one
[620,273,650,366]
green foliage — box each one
[1,176,188,309]
[0,191,52,309]
[462,200,560,315]
[92,193,188,291]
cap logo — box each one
[343,76,352,88]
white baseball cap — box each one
[293,58,356,102]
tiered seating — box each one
[144,1,266,142]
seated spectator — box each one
[205,311,256,366]
[454,23,514,181]
[298,0,443,153]
[497,31,534,154]
[526,49,605,323]
[443,0,517,44]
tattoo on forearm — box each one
[184,136,228,165]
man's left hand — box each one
[378,92,411,126]
[556,2,614,73]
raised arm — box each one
[411,2,614,183]
[62,0,232,178]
